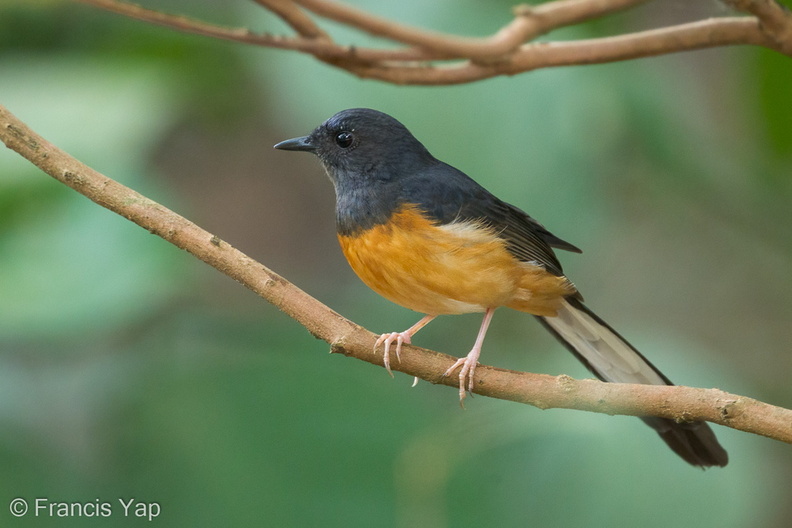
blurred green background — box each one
[1,0,791,526]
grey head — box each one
[273,108,436,188]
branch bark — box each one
[75,0,792,85]
[2,103,791,445]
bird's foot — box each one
[374,331,412,377]
[443,351,480,406]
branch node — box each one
[512,4,535,17]
[329,340,349,355]
[6,123,39,150]
[719,399,740,422]
[556,374,576,392]
[62,170,84,186]
[726,0,792,54]
[674,410,695,424]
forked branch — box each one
[76,0,792,84]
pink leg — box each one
[374,314,436,376]
[443,308,496,404]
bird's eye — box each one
[335,132,354,148]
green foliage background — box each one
[1,1,790,526]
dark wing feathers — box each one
[401,161,579,277]
[461,198,567,276]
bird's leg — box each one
[374,314,436,377]
[443,308,496,404]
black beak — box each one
[273,135,316,152]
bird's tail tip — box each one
[538,297,728,468]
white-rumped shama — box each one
[274,108,727,468]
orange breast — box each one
[337,204,576,316]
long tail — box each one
[536,297,728,468]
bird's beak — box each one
[273,135,316,152]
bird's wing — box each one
[403,162,580,277]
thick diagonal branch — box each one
[2,103,790,444]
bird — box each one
[273,108,728,468]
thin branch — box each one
[291,0,649,60]
[343,17,773,85]
[2,103,791,445]
[75,0,792,85]
[74,0,324,53]
[725,0,792,54]
[74,0,433,62]
[251,0,329,40]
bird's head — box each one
[274,108,434,187]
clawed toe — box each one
[443,356,478,405]
[372,315,436,379]
[374,331,411,376]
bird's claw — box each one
[374,331,411,377]
[443,355,479,406]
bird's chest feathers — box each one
[337,204,524,315]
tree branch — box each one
[74,0,792,85]
[252,0,330,40]
[74,0,434,62]
[725,0,792,54]
[342,18,774,85]
[2,103,791,445]
[289,0,650,60]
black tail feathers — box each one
[537,297,728,468]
